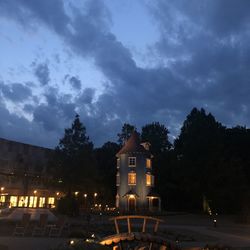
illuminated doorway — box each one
[128,196,136,212]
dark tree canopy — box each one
[94,141,120,205]
[51,114,96,195]
[57,114,93,153]
[174,107,225,156]
[117,123,136,145]
[48,107,250,215]
[141,122,171,155]
[171,108,226,210]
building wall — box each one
[0,138,58,208]
[117,152,153,212]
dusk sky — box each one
[1,0,250,148]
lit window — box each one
[48,197,55,205]
[10,196,17,207]
[146,159,151,168]
[128,172,136,185]
[116,172,120,186]
[29,196,38,208]
[146,174,152,186]
[39,197,45,208]
[117,158,120,168]
[0,196,6,203]
[128,157,136,167]
[18,196,28,207]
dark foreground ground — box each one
[1,210,250,249]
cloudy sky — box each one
[0,0,250,148]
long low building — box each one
[0,137,59,209]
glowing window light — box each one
[48,197,55,205]
[146,159,151,168]
[29,196,38,208]
[39,197,45,208]
[146,174,152,186]
[10,196,17,207]
[128,172,136,185]
[18,196,28,207]
[0,196,5,203]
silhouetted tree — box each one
[117,123,136,145]
[94,141,120,205]
[50,114,96,196]
[173,108,226,211]
[141,122,171,209]
[141,122,171,155]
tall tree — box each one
[94,141,120,205]
[50,114,96,195]
[173,108,226,210]
[117,123,136,145]
[141,122,171,155]
[141,122,171,209]
[174,108,224,157]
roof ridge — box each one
[116,131,149,156]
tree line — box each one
[49,108,250,215]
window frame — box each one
[128,157,136,167]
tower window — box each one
[116,172,120,186]
[117,158,120,168]
[146,174,153,186]
[146,159,151,168]
[128,172,136,185]
[128,157,136,167]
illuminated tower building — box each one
[116,132,161,212]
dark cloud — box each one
[149,0,250,38]
[77,88,95,104]
[0,101,59,148]
[69,76,81,90]
[33,62,50,86]
[0,0,70,33]
[23,104,35,113]
[1,0,250,147]
[33,87,75,131]
[0,82,32,102]
[143,1,250,125]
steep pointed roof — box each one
[116,131,148,156]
